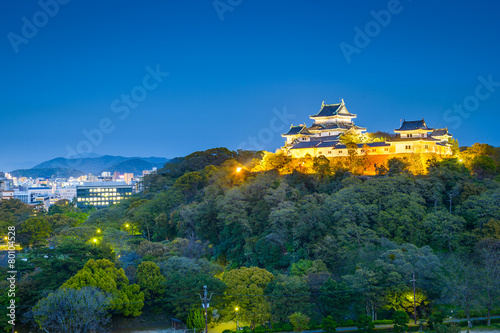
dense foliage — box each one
[1,145,500,332]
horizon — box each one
[2,0,500,171]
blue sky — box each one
[1,0,499,171]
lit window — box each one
[405,145,411,150]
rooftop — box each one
[395,119,432,132]
[310,99,356,118]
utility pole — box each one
[199,285,213,333]
[411,271,417,324]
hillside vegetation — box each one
[1,145,499,332]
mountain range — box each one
[9,155,168,178]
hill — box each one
[9,167,85,179]
[23,155,168,175]
[100,158,163,175]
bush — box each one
[272,323,283,330]
[282,323,293,332]
[222,330,232,333]
[255,326,266,333]
[427,312,444,330]
[289,312,310,332]
[372,320,394,325]
[345,319,355,326]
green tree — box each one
[321,316,338,333]
[160,257,226,322]
[136,261,166,301]
[392,311,409,333]
[62,259,144,317]
[222,266,274,328]
[356,315,374,333]
[18,217,52,247]
[187,308,205,330]
[288,312,310,332]
[33,286,111,333]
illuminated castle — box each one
[281,99,453,159]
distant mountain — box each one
[11,155,169,177]
[100,158,164,175]
[9,168,85,179]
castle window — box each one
[408,134,413,138]
[318,151,323,154]
[372,149,376,152]
[384,148,389,152]
[405,145,411,150]
[328,151,332,154]
[338,150,342,154]
[424,145,429,150]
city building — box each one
[76,182,133,208]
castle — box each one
[281,99,454,159]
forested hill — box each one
[2,145,500,330]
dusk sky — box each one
[1,0,500,172]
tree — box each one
[423,210,465,252]
[440,255,479,331]
[392,311,409,333]
[18,217,52,247]
[160,256,226,321]
[387,157,409,176]
[319,278,353,321]
[33,286,111,333]
[356,315,374,333]
[62,259,144,317]
[266,275,310,322]
[222,266,274,328]
[476,240,500,326]
[288,312,310,332]
[187,308,205,330]
[135,261,166,301]
[321,316,338,333]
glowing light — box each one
[236,167,242,173]
[97,229,101,233]
[125,224,130,228]
[235,307,239,311]
[93,238,97,243]
[3,236,7,240]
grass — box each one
[465,323,500,332]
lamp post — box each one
[235,307,239,331]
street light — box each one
[236,167,242,173]
[235,307,239,331]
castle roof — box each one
[310,100,356,118]
[282,125,312,136]
[395,119,432,132]
[430,128,452,137]
[308,123,366,132]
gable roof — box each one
[430,128,452,137]
[395,119,432,131]
[282,125,312,136]
[310,100,356,118]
